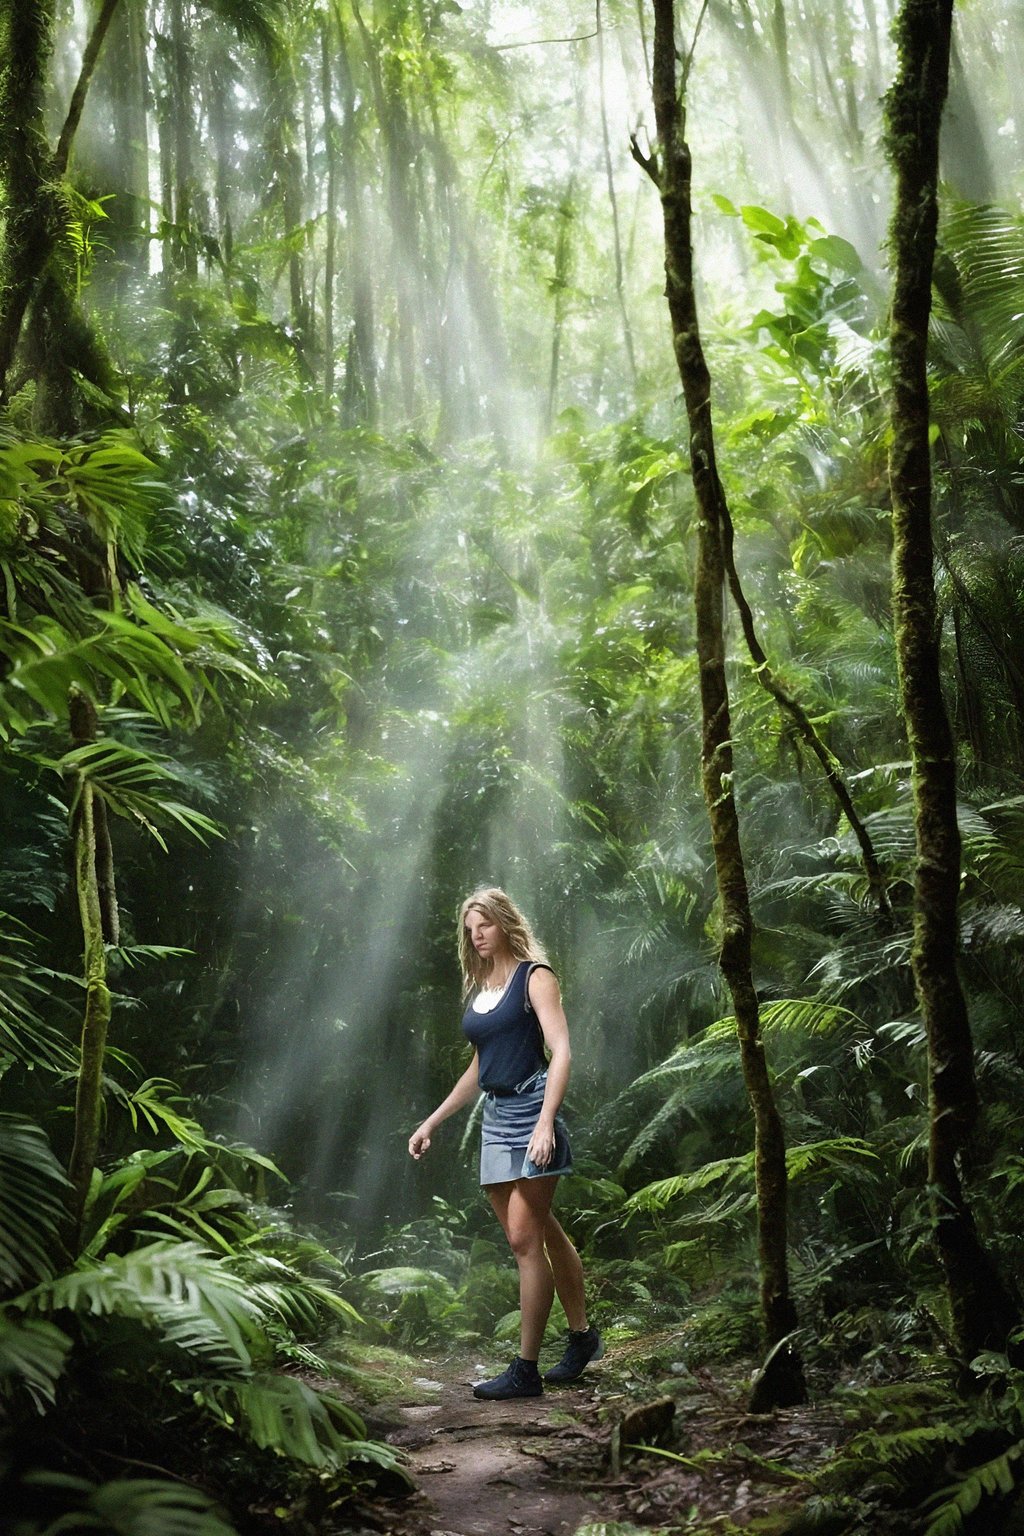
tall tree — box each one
[596,0,638,389]
[0,0,59,400]
[638,0,806,1411]
[334,0,377,424]
[320,10,339,403]
[884,0,1019,1362]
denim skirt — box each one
[479,1071,574,1186]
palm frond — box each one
[239,1253,364,1331]
[193,1373,408,1479]
[0,921,77,1070]
[0,613,195,738]
[0,1313,72,1410]
[55,739,222,850]
[106,1077,209,1151]
[200,0,286,54]
[0,1114,70,1290]
[940,201,1024,370]
[23,1472,240,1536]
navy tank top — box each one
[462,962,552,1092]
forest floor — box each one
[359,1335,849,1536]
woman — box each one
[408,887,603,1400]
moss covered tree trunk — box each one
[645,0,805,1411]
[67,691,117,1227]
[884,0,1019,1362]
[0,0,59,399]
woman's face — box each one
[465,907,509,965]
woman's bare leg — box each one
[543,1214,588,1331]
[487,1178,557,1359]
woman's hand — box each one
[408,1121,434,1159]
[526,1116,555,1169]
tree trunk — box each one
[54,0,123,176]
[207,38,235,272]
[884,0,1019,1363]
[351,0,419,416]
[0,0,59,399]
[334,0,376,424]
[644,0,805,1411]
[156,7,175,289]
[596,0,639,389]
[102,0,151,283]
[66,691,115,1227]
[169,0,197,278]
[320,17,338,402]
[546,175,577,435]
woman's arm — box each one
[525,968,571,1169]
[408,1051,480,1159]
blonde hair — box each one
[457,886,549,996]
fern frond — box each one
[848,1423,962,1465]
[626,1138,878,1213]
[242,1257,363,1331]
[925,1442,1024,1536]
[19,1242,265,1370]
[760,998,865,1035]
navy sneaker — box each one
[473,1354,543,1400]
[544,1325,604,1383]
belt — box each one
[485,1069,547,1098]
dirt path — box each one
[386,1354,615,1536]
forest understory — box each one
[342,1326,1004,1536]
[371,1337,846,1536]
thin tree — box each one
[334,0,377,424]
[596,0,639,388]
[627,16,892,917]
[321,11,339,403]
[54,0,123,176]
[66,691,118,1227]
[636,0,805,1411]
[546,174,578,436]
[884,0,1019,1361]
[718,519,891,916]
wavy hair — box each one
[457,887,549,995]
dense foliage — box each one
[1,0,1024,1531]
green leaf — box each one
[740,204,788,237]
[809,234,862,274]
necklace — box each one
[479,962,516,996]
